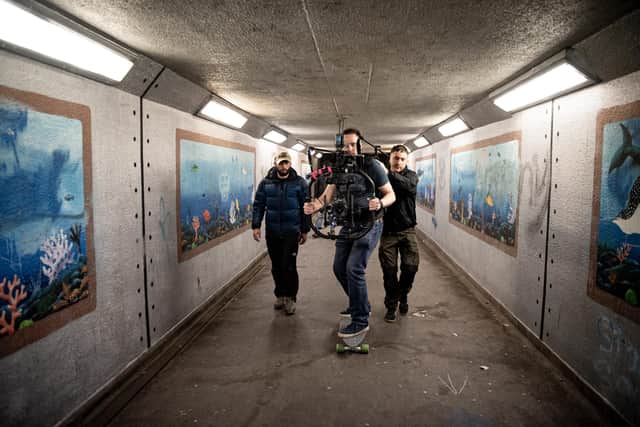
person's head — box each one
[389,145,409,172]
[274,151,292,178]
[342,128,362,156]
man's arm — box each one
[251,180,266,241]
[304,183,336,215]
[388,171,418,197]
[369,182,395,211]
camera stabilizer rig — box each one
[305,128,389,241]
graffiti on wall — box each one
[0,85,94,357]
[589,101,640,323]
[176,129,255,262]
[449,132,521,256]
[416,154,436,213]
[519,151,550,234]
[594,315,640,424]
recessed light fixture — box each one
[414,136,429,147]
[291,143,305,151]
[493,61,591,112]
[438,118,469,137]
[263,129,287,144]
[199,100,248,128]
[0,0,133,82]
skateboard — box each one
[336,317,369,354]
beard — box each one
[276,169,289,178]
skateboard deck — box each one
[336,318,369,354]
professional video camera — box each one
[306,130,388,240]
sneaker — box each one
[338,322,370,338]
[399,302,409,315]
[384,307,397,323]
[274,297,285,310]
[284,297,296,315]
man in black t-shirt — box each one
[304,129,396,338]
[379,145,420,322]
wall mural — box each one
[177,129,255,262]
[416,154,436,213]
[590,100,640,323]
[0,85,94,357]
[449,132,521,256]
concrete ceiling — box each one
[44,0,639,148]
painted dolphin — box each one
[609,123,640,173]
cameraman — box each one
[304,129,395,338]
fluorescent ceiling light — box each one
[200,100,248,128]
[438,118,469,137]
[414,136,429,147]
[0,0,133,82]
[263,130,287,144]
[291,143,305,151]
[493,62,589,112]
[315,152,323,158]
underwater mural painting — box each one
[449,132,521,256]
[589,100,640,323]
[416,154,436,213]
[0,85,94,357]
[177,129,255,262]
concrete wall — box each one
[411,70,640,424]
[0,50,286,426]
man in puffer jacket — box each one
[252,151,310,315]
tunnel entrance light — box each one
[493,62,590,112]
[291,143,305,151]
[438,118,469,137]
[200,100,248,128]
[263,130,287,144]
[0,0,133,82]
[414,136,429,147]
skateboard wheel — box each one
[360,343,369,353]
[336,343,345,353]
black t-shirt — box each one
[345,158,389,221]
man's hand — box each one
[252,228,261,242]
[369,197,382,211]
[299,233,308,245]
[304,201,315,215]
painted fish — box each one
[202,209,212,223]
[485,193,494,207]
[64,194,74,201]
[192,163,199,171]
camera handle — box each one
[308,168,377,241]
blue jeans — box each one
[333,220,383,327]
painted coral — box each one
[0,275,27,336]
[40,229,75,286]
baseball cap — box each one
[275,151,292,164]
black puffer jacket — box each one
[383,167,418,233]
[252,167,310,238]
